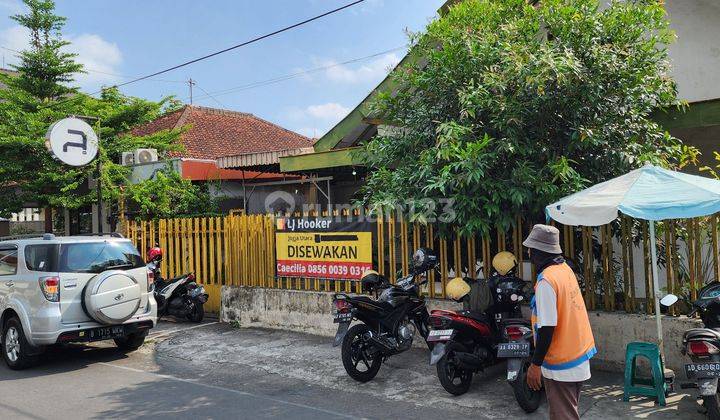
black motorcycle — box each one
[663,283,720,418]
[148,259,208,323]
[428,272,541,412]
[332,248,438,382]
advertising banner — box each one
[275,217,373,279]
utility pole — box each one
[188,78,196,104]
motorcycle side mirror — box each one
[660,294,679,307]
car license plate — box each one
[686,363,720,379]
[333,312,353,323]
[497,342,530,358]
[89,326,125,341]
[427,329,455,342]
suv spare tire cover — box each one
[83,270,142,325]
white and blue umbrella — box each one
[546,164,720,352]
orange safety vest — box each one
[530,262,596,370]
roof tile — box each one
[130,105,312,160]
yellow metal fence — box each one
[125,213,720,316]
[126,215,275,313]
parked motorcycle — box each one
[427,251,541,413]
[332,248,438,382]
[147,246,208,323]
[663,282,720,419]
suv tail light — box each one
[334,299,351,313]
[147,269,154,292]
[504,325,532,341]
[39,276,60,302]
[688,341,720,357]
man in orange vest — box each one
[524,224,596,420]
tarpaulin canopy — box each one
[546,164,720,226]
[545,164,720,357]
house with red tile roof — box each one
[130,105,313,160]
[124,105,317,217]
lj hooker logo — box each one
[276,217,333,232]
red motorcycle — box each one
[427,267,541,413]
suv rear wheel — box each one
[2,317,38,370]
[113,331,147,352]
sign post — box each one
[45,116,102,232]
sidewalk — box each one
[154,323,702,419]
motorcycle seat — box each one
[458,310,490,324]
[351,295,394,310]
[684,328,720,342]
[499,318,530,327]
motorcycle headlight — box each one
[189,286,206,298]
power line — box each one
[190,45,406,102]
[194,82,225,108]
[42,0,365,109]
[0,45,185,83]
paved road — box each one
[0,320,705,419]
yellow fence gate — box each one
[125,214,275,313]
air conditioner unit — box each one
[133,148,158,164]
[121,152,135,166]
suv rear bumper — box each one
[29,313,157,346]
[56,320,154,343]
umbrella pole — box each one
[649,221,664,356]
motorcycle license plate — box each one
[497,342,530,358]
[427,329,455,342]
[333,312,353,323]
[89,326,125,341]
[686,363,720,379]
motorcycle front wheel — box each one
[511,361,542,413]
[436,342,473,396]
[341,324,382,382]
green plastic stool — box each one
[623,342,669,406]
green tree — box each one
[0,0,212,222]
[10,0,83,100]
[124,166,218,220]
[361,0,694,234]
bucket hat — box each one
[522,224,562,254]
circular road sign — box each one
[45,117,99,166]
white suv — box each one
[0,233,157,369]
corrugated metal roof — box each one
[217,147,314,169]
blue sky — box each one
[0,0,446,138]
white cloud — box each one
[0,0,24,14]
[0,25,123,91]
[0,25,28,55]
[322,52,399,84]
[285,102,351,139]
[305,102,350,121]
[65,34,123,88]
[296,127,321,139]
